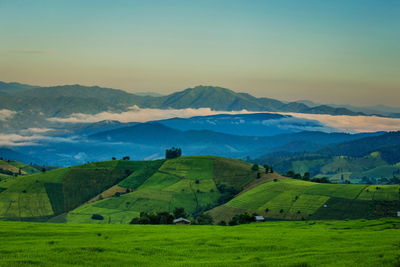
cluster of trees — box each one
[129,207,214,225]
[226,212,260,226]
[111,156,130,160]
[285,171,331,183]
[251,164,274,179]
[263,164,274,173]
[165,147,182,159]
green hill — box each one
[64,156,262,224]
[208,178,400,222]
[0,160,160,221]
[1,155,398,224]
[0,156,262,223]
[0,159,44,176]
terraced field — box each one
[66,156,260,224]
[208,178,400,222]
[0,160,158,221]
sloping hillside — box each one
[0,159,43,176]
[64,156,261,224]
[0,160,160,221]
[208,178,400,222]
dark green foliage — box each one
[173,207,187,219]
[91,214,104,220]
[195,213,214,225]
[310,178,331,183]
[251,164,259,171]
[228,212,254,226]
[293,173,302,179]
[165,147,182,159]
[286,170,295,177]
[218,220,227,226]
[130,211,174,225]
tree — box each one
[91,214,104,220]
[196,213,214,225]
[218,220,227,226]
[263,165,270,173]
[303,172,310,181]
[41,167,46,173]
[122,156,130,160]
[293,173,302,179]
[286,170,295,177]
[173,207,187,219]
[256,172,261,179]
[251,164,259,171]
[270,167,274,173]
[166,147,182,159]
[112,157,116,160]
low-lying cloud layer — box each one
[284,113,400,133]
[0,133,78,147]
[48,107,255,123]
[0,109,16,121]
[47,106,400,133]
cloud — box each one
[47,106,400,133]
[279,112,400,133]
[0,133,79,147]
[48,106,255,123]
[19,128,56,134]
[0,109,17,121]
[0,134,42,146]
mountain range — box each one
[0,82,368,132]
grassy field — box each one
[0,219,399,266]
[209,178,400,222]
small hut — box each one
[254,215,265,222]
[173,217,191,225]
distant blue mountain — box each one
[156,113,331,136]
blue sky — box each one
[0,0,399,105]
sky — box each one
[0,0,399,106]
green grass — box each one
[0,219,399,266]
[159,156,214,180]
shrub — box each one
[251,164,259,171]
[91,214,104,220]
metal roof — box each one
[173,217,191,223]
